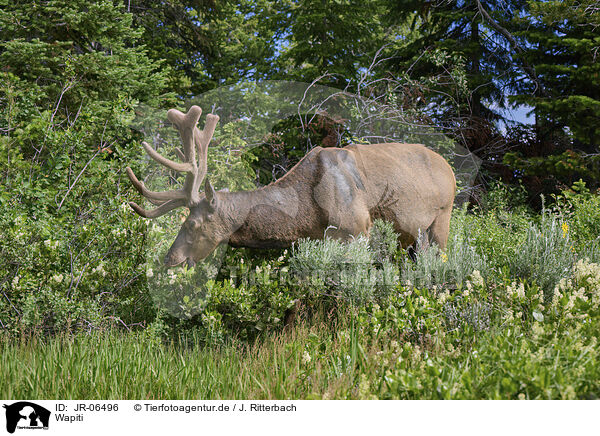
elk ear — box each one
[205,178,218,210]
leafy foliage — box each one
[0,0,172,334]
[276,0,388,88]
[508,215,575,301]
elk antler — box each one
[126,105,220,218]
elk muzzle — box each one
[163,231,190,267]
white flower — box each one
[516,282,525,299]
[471,270,484,288]
[12,276,19,287]
[506,282,514,296]
[92,264,107,277]
[52,273,64,283]
[302,350,311,364]
[146,268,154,278]
[438,290,450,304]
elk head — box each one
[126,106,225,267]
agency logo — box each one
[3,402,50,434]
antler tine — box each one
[193,113,220,193]
[128,198,187,218]
[167,106,202,164]
[141,142,193,172]
[127,105,218,218]
[125,167,186,205]
[167,106,205,204]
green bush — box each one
[508,214,575,301]
[448,204,530,280]
[0,184,153,335]
[400,231,488,290]
[368,219,399,264]
[289,234,399,305]
[550,181,600,253]
[476,180,530,215]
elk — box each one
[126,106,456,267]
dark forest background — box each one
[2,0,599,196]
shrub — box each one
[369,219,398,264]
[199,279,296,341]
[476,180,530,215]
[400,232,488,290]
[508,214,575,302]
[289,236,398,304]
[550,181,600,251]
[0,192,153,335]
[448,204,530,281]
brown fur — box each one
[164,142,455,266]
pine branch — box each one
[475,0,548,97]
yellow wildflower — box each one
[561,222,569,238]
[441,252,448,263]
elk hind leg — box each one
[427,208,452,251]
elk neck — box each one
[218,179,323,249]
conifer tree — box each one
[503,0,600,189]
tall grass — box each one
[0,323,361,399]
[2,312,599,400]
